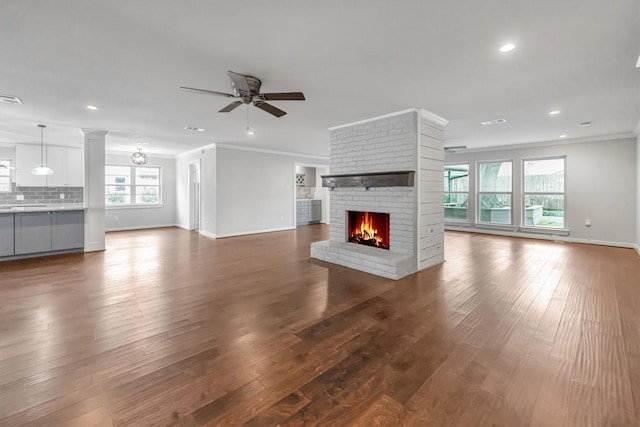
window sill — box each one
[106,204,164,210]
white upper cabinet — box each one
[65,148,84,187]
[15,145,47,187]
[45,146,66,187]
[16,144,84,188]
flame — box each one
[354,212,384,246]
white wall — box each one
[315,167,329,223]
[636,133,640,253]
[175,144,216,237]
[446,136,637,246]
[215,147,327,237]
[104,153,177,231]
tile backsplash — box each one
[296,186,314,199]
[0,183,83,205]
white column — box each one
[82,129,108,252]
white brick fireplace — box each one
[310,109,447,279]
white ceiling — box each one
[1,1,639,157]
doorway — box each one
[189,160,201,231]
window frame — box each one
[443,163,470,222]
[476,159,513,226]
[0,159,12,193]
[105,164,162,208]
[521,156,566,230]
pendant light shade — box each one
[31,124,54,176]
[131,148,148,165]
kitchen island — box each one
[0,204,86,260]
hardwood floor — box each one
[1,225,639,426]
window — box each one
[444,164,469,221]
[0,160,11,192]
[105,165,161,206]
[478,161,512,225]
[523,157,565,228]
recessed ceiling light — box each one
[559,134,567,138]
[580,121,592,127]
[0,94,23,104]
[134,141,151,146]
[481,118,507,125]
[247,130,255,136]
[184,126,205,132]
[548,110,561,115]
[86,105,99,110]
[499,43,516,53]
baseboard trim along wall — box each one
[635,244,640,257]
[446,225,638,251]
[215,226,296,239]
[106,224,178,232]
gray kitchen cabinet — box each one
[304,167,316,187]
[0,214,14,257]
[15,210,84,255]
[297,200,322,225]
[296,200,310,224]
[52,210,84,250]
[15,212,52,254]
[310,200,322,222]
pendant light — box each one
[31,124,54,176]
[131,148,148,165]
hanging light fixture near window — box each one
[31,124,54,176]
[131,148,148,165]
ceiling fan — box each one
[180,71,305,118]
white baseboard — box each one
[635,244,640,257]
[215,226,295,239]
[446,225,637,250]
[105,223,177,232]
[199,230,216,239]
[84,242,106,252]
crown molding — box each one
[328,108,448,130]
[215,143,329,161]
[446,132,635,154]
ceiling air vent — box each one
[0,94,23,104]
[481,118,506,125]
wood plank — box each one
[0,227,638,426]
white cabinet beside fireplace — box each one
[296,199,322,225]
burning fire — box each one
[349,212,388,249]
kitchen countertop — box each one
[0,204,87,213]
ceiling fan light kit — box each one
[180,70,305,120]
[31,124,54,176]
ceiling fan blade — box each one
[179,87,235,97]
[227,71,251,93]
[259,92,306,101]
[219,101,243,113]
[254,101,287,117]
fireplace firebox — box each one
[347,211,390,249]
